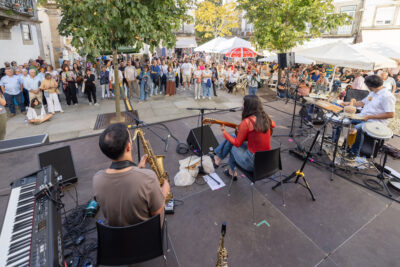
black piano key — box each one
[14,211,33,223]
[18,192,33,201]
[16,204,33,215]
[13,219,32,232]
[17,198,34,207]
[8,238,31,255]
[11,227,31,242]
[6,248,29,265]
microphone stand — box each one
[186,107,239,183]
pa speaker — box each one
[277,53,287,68]
[187,125,219,155]
[38,145,78,186]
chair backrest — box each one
[344,88,369,102]
[252,148,282,183]
[96,214,163,266]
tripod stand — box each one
[272,122,322,201]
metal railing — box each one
[0,0,34,16]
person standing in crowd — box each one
[73,63,83,95]
[124,60,137,99]
[40,73,63,114]
[173,61,180,89]
[181,58,192,90]
[119,60,128,96]
[0,67,26,116]
[84,68,98,106]
[0,94,6,140]
[100,65,110,99]
[165,66,176,96]
[150,60,160,96]
[62,65,78,105]
[93,123,170,227]
[381,71,396,94]
[25,69,42,103]
[352,71,367,90]
[47,65,59,81]
[193,65,202,100]
[109,66,122,98]
[202,64,213,100]
[139,65,151,102]
[37,67,46,83]
[248,70,260,96]
[211,63,219,97]
[160,60,168,95]
[20,69,30,107]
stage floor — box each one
[1,100,400,267]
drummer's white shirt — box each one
[360,88,396,125]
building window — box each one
[21,24,31,41]
[337,5,356,35]
[375,6,396,26]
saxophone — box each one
[132,128,173,203]
[216,222,228,267]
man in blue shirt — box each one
[150,60,160,96]
[311,70,320,82]
[0,68,26,116]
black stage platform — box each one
[1,100,400,267]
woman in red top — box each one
[213,95,275,178]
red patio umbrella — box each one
[226,47,257,58]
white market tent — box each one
[353,42,400,60]
[175,37,197,49]
[194,37,227,53]
[292,38,354,52]
[213,37,255,54]
[258,54,315,65]
[296,41,397,70]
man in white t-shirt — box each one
[180,59,192,90]
[381,71,396,93]
[342,75,395,159]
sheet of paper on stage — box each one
[204,172,225,191]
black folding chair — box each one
[227,147,284,224]
[96,214,168,266]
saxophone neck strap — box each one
[110,160,136,170]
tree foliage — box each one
[195,0,239,41]
[237,0,351,52]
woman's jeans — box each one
[214,134,254,172]
[249,86,258,95]
[202,82,212,97]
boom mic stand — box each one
[186,107,239,183]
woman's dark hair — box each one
[242,95,272,133]
[364,75,383,88]
[45,73,52,79]
[99,123,130,160]
[30,97,39,108]
[85,68,91,73]
[62,65,69,71]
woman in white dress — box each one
[26,98,53,124]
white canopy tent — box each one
[213,37,255,54]
[353,42,400,60]
[175,37,197,49]
[292,38,354,52]
[258,54,315,65]
[296,41,397,70]
[194,37,227,53]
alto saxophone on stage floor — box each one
[216,222,228,267]
[133,128,173,203]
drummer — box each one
[342,75,396,159]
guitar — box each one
[203,118,239,129]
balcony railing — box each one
[0,0,34,16]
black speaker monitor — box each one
[278,53,287,69]
[187,125,219,155]
[39,145,77,186]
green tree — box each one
[195,0,239,43]
[238,0,350,53]
[42,0,191,122]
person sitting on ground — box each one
[26,97,53,124]
[93,123,170,226]
[212,95,276,179]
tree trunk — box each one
[112,49,122,122]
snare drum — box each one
[324,113,351,126]
[362,122,393,140]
